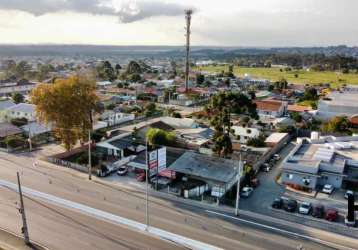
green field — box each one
[196,65,358,87]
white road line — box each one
[206,210,357,250]
[0,180,222,250]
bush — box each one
[146,128,176,147]
[11,117,28,127]
[5,135,27,148]
[76,153,99,166]
[247,135,266,147]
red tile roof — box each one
[254,100,283,112]
[288,105,312,112]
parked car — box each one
[241,187,254,198]
[136,172,146,182]
[273,154,281,161]
[299,202,312,215]
[322,184,334,194]
[344,190,354,199]
[117,166,128,176]
[283,199,297,212]
[312,204,325,218]
[250,178,260,188]
[271,198,283,209]
[325,208,338,222]
[261,163,271,172]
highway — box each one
[0,150,357,250]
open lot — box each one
[196,65,358,87]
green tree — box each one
[206,92,257,157]
[146,128,175,147]
[196,74,205,85]
[12,93,25,104]
[31,75,98,150]
[144,102,157,117]
[291,112,302,123]
[96,61,116,81]
[322,116,351,134]
[247,134,266,147]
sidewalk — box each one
[0,227,47,250]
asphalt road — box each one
[0,150,357,250]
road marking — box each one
[0,180,222,250]
[205,210,356,250]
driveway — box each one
[240,142,295,213]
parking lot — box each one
[239,142,358,237]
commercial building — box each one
[317,89,358,120]
[282,135,358,192]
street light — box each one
[145,136,149,230]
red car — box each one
[136,172,146,182]
[325,208,338,222]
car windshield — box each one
[301,204,310,208]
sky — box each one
[0,0,357,47]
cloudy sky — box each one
[0,0,357,46]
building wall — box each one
[317,174,343,189]
[6,110,36,121]
[281,171,318,189]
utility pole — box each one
[17,172,30,245]
[28,126,32,152]
[145,137,149,230]
[184,9,193,93]
[235,153,243,216]
[88,109,93,180]
[88,129,92,180]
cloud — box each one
[0,0,192,23]
[0,0,116,16]
[117,1,191,23]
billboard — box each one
[147,147,167,177]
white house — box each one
[232,126,260,144]
[254,99,287,119]
[101,111,135,127]
[5,103,36,121]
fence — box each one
[47,157,88,173]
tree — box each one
[196,74,205,85]
[247,135,266,147]
[302,87,319,101]
[126,61,142,75]
[206,92,257,157]
[291,112,302,123]
[31,75,98,150]
[275,78,288,90]
[12,93,25,104]
[248,90,256,100]
[15,61,32,79]
[96,61,116,81]
[322,116,351,134]
[144,102,157,117]
[129,73,142,82]
[146,128,175,147]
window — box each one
[287,174,293,180]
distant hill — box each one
[0,45,357,58]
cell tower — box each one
[184,9,193,93]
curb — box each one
[0,226,49,250]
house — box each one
[281,135,358,192]
[0,99,15,122]
[168,151,240,200]
[265,133,290,147]
[0,79,37,97]
[0,122,22,139]
[100,111,135,127]
[254,99,287,118]
[317,90,358,120]
[21,122,52,137]
[231,126,260,144]
[5,103,36,121]
[175,127,213,148]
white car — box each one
[273,154,281,161]
[344,190,354,199]
[299,202,312,215]
[322,184,334,194]
[240,187,254,198]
